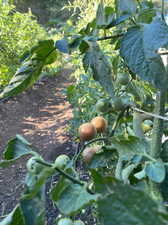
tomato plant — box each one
[1,0,168,224]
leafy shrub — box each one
[0,3,46,89]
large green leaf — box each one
[110,135,150,160]
[143,19,168,58]
[51,178,100,216]
[91,170,116,195]
[0,204,25,225]
[20,194,45,225]
[120,20,168,89]
[145,160,166,183]
[25,40,56,66]
[0,135,36,168]
[98,182,167,225]
[0,40,57,99]
[83,42,114,96]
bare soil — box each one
[0,69,74,221]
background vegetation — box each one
[0,2,46,89]
[14,0,73,24]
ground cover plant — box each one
[1,0,168,224]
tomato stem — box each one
[56,167,85,186]
[35,159,84,186]
[110,105,129,136]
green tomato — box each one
[54,154,70,169]
[57,218,73,225]
[142,120,153,133]
[73,220,85,225]
[95,99,111,113]
[26,157,45,174]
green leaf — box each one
[79,19,96,35]
[91,170,116,195]
[122,164,137,183]
[0,135,36,168]
[83,42,114,96]
[51,176,71,202]
[3,135,33,160]
[23,166,55,199]
[117,0,137,15]
[79,40,90,54]
[55,39,69,54]
[138,9,156,24]
[106,14,131,29]
[69,37,81,50]
[143,19,168,58]
[127,80,153,106]
[0,40,57,99]
[110,135,149,160]
[98,183,167,225]
[88,151,114,169]
[96,0,106,28]
[120,21,168,89]
[145,160,166,183]
[134,169,146,180]
[30,40,56,61]
[20,194,45,225]
[0,204,25,225]
[0,160,14,168]
[51,178,99,216]
[115,157,124,180]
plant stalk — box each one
[151,90,166,158]
[35,159,84,186]
[149,82,167,202]
[161,0,165,21]
[110,105,130,136]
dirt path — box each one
[0,68,74,218]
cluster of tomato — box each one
[78,116,107,163]
[78,116,107,141]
